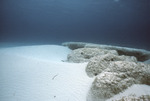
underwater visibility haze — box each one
[1,1,150,101]
[0,0,150,49]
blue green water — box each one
[0,0,150,50]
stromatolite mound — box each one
[108,61,150,85]
[112,94,150,101]
[67,48,118,63]
[88,72,138,101]
[62,42,150,101]
[86,54,137,77]
[62,42,150,61]
[88,61,150,100]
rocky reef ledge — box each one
[62,42,150,62]
[62,42,150,101]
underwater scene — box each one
[0,0,150,101]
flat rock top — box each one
[62,42,150,62]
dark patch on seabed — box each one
[0,0,150,50]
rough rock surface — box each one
[88,72,138,101]
[67,48,118,63]
[108,61,150,83]
[88,61,150,100]
[62,42,150,61]
[86,54,137,77]
[62,42,150,101]
[112,94,150,101]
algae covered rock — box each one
[108,61,150,85]
[88,72,138,100]
[86,54,137,77]
[62,42,150,61]
[113,94,150,101]
[62,42,150,101]
[67,48,118,63]
[88,61,150,100]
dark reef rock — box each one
[144,59,150,64]
[62,42,87,50]
[62,42,150,62]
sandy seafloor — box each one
[0,43,150,101]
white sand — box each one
[0,45,149,101]
[0,45,93,101]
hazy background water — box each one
[0,0,150,49]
